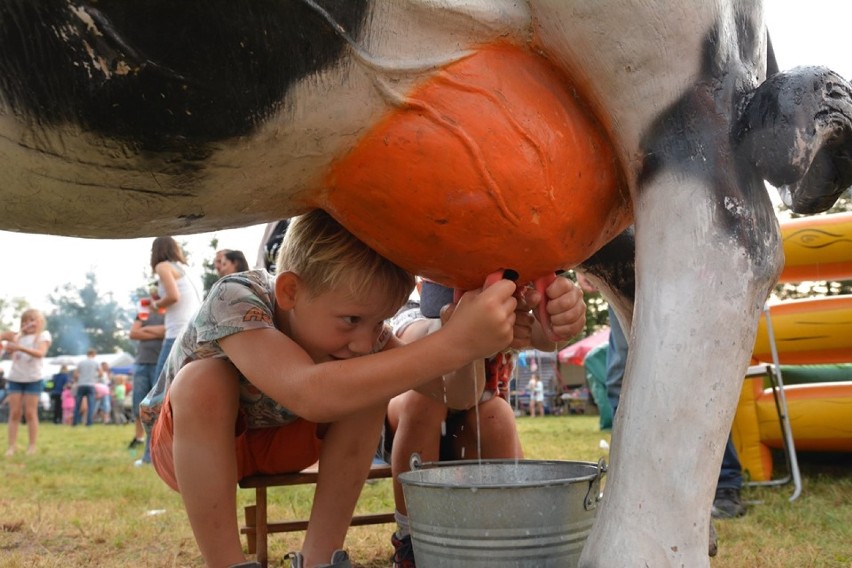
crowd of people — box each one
[0,216,749,568]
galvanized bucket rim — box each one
[398,458,603,490]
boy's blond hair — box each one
[277,209,414,308]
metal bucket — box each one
[398,459,606,568]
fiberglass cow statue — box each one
[1,1,851,566]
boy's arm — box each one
[220,280,517,423]
[397,316,486,411]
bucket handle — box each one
[408,453,453,471]
[410,452,606,511]
[584,458,607,511]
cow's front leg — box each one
[579,169,781,567]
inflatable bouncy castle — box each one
[733,212,852,483]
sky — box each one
[1,2,850,309]
[0,225,270,306]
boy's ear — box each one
[274,271,300,310]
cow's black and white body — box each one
[2,2,851,566]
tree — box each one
[566,270,610,338]
[201,235,220,297]
[0,296,30,332]
[46,272,135,356]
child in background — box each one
[1,308,51,455]
[61,383,75,426]
[527,374,544,417]
[386,278,586,567]
[111,375,128,424]
[94,381,111,424]
[140,209,518,568]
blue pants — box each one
[133,362,160,464]
[717,436,743,491]
[132,363,159,421]
[138,338,175,463]
[605,308,628,418]
[73,385,96,426]
[153,338,176,389]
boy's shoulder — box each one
[193,270,278,342]
[211,269,274,295]
[205,269,276,309]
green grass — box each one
[1,417,850,567]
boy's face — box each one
[283,277,400,363]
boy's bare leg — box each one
[451,396,522,460]
[387,390,448,515]
[302,402,386,565]
[169,359,245,568]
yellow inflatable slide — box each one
[733,212,852,482]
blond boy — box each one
[141,209,518,568]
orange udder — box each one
[323,43,631,289]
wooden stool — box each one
[239,464,395,567]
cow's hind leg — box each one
[579,167,781,567]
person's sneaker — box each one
[391,533,416,568]
[286,549,351,568]
[712,487,746,519]
[128,437,144,450]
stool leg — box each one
[244,505,257,554]
[257,487,268,568]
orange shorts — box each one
[151,389,323,491]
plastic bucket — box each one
[398,459,605,568]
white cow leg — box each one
[580,171,781,567]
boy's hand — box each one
[442,288,536,351]
[540,276,586,341]
[445,279,517,359]
[508,294,537,350]
[522,276,586,344]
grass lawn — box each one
[1,416,850,567]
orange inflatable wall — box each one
[733,212,852,482]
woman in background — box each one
[1,309,51,456]
[149,236,201,380]
[138,237,200,466]
[214,249,250,277]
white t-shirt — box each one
[533,380,545,403]
[158,262,201,339]
[8,331,52,383]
